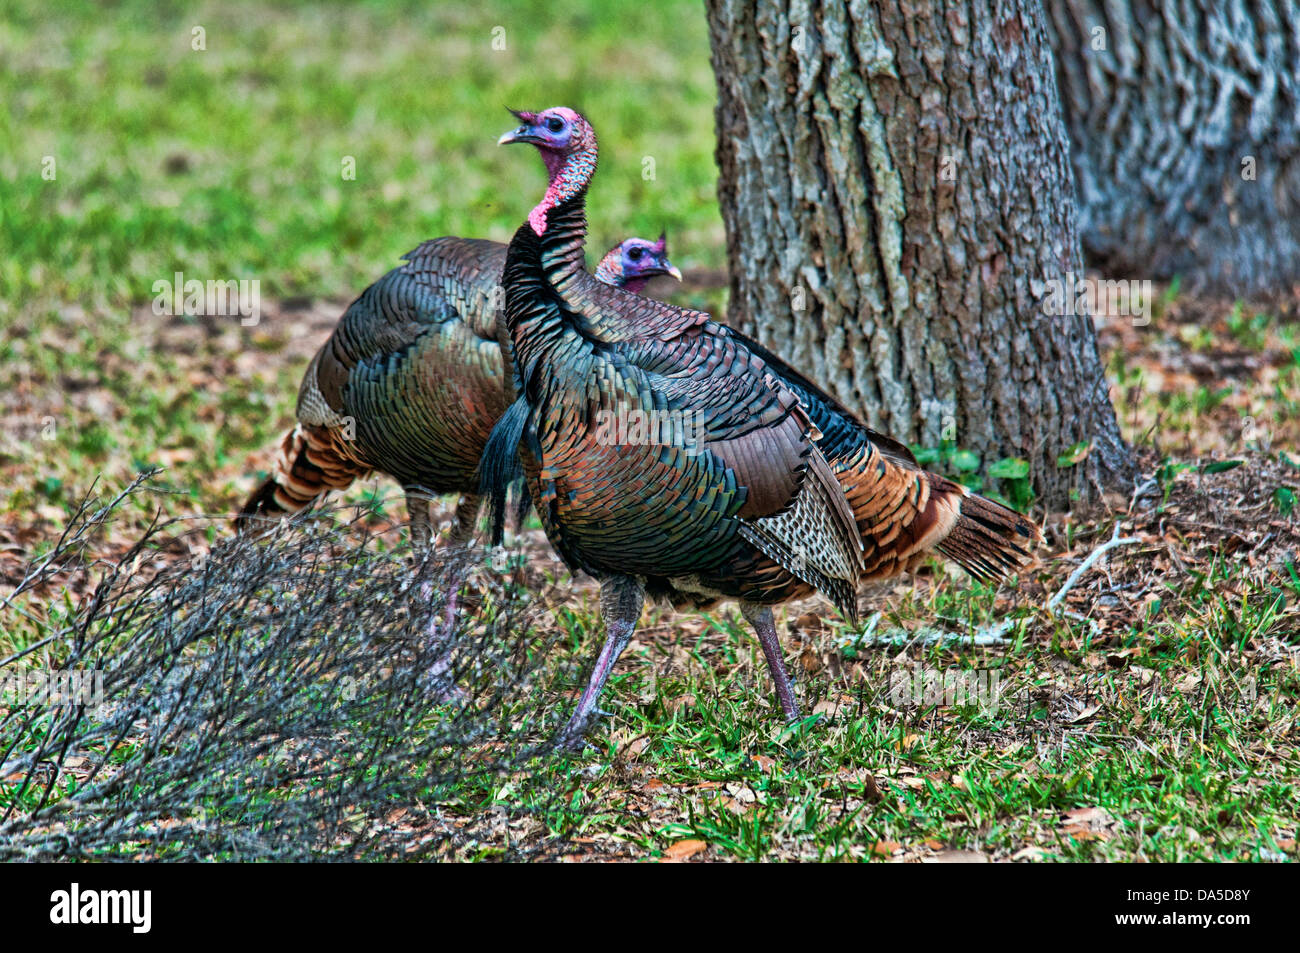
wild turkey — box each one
[236,234,681,549]
[595,232,680,291]
[489,107,1040,747]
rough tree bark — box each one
[1047,0,1300,297]
[706,0,1135,508]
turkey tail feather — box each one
[838,441,1041,583]
[934,487,1041,582]
[235,424,370,533]
[478,396,531,547]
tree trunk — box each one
[706,0,1134,509]
[1047,0,1300,297]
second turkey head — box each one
[596,233,682,293]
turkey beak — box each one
[500,109,540,146]
[662,259,683,283]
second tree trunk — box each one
[706,0,1134,508]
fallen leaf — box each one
[1062,807,1115,826]
[1061,806,1118,841]
[663,839,707,862]
[1012,846,1050,862]
[724,783,757,804]
[868,840,901,858]
[1062,828,1108,842]
[794,612,823,632]
[923,850,990,863]
[621,736,649,758]
[1069,704,1101,723]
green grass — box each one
[0,0,723,310]
[0,0,725,542]
[416,554,1298,862]
[1,1,1297,862]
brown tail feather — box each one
[235,424,371,533]
[933,485,1041,582]
[833,440,1040,584]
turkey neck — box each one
[503,141,598,388]
[529,136,597,290]
[538,190,589,296]
[502,192,590,398]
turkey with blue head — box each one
[486,106,1040,749]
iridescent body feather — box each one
[237,235,679,547]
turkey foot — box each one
[556,576,644,752]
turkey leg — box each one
[558,575,645,751]
[408,489,478,701]
[741,602,801,722]
[435,492,481,635]
[406,489,433,554]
